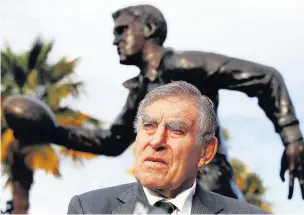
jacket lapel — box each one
[112,182,224,214]
[112,183,149,214]
[191,183,224,214]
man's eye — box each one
[172,129,184,135]
[143,123,153,128]
[115,26,127,35]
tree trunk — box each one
[8,140,33,214]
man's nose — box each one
[112,36,119,46]
[149,125,166,149]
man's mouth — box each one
[117,46,125,53]
[144,157,166,164]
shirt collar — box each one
[142,180,197,213]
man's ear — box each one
[197,137,218,168]
[143,23,157,38]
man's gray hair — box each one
[134,81,217,146]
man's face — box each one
[113,13,145,65]
[134,96,204,191]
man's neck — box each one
[138,41,165,80]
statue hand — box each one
[3,95,58,145]
[280,141,304,199]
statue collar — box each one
[122,48,174,89]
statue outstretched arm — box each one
[53,120,136,157]
[206,55,302,146]
[51,89,140,156]
[163,51,302,144]
[206,54,304,199]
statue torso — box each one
[123,49,228,155]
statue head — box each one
[112,4,167,65]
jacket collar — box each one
[112,182,224,214]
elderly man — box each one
[67,81,265,214]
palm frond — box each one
[55,107,101,127]
[25,69,39,90]
[1,48,29,90]
[2,46,15,59]
[1,52,13,78]
[59,147,97,163]
[1,129,15,162]
[46,82,83,110]
[15,52,30,74]
[36,41,53,69]
[23,145,61,177]
[12,60,27,89]
[231,158,272,212]
[84,117,101,127]
[28,38,43,70]
[51,59,79,83]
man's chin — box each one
[142,182,167,190]
[118,53,140,65]
[118,55,128,64]
[136,174,168,189]
[119,58,133,65]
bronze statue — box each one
[3,95,57,144]
[3,4,304,200]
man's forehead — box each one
[143,112,193,122]
[143,96,197,115]
[114,13,136,28]
[142,107,196,125]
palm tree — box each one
[231,159,272,213]
[222,129,272,212]
[1,38,101,214]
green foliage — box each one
[223,128,272,212]
[231,159,272,212]
[1,37,101,178]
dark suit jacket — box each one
[67,182,266,214]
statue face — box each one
[113,13,145,65]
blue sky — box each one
[1,0,304,213]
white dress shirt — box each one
[142,180,197,214]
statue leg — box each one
[197,153,244,199]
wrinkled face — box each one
[134,96,204,191]
[113,13,145,65]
